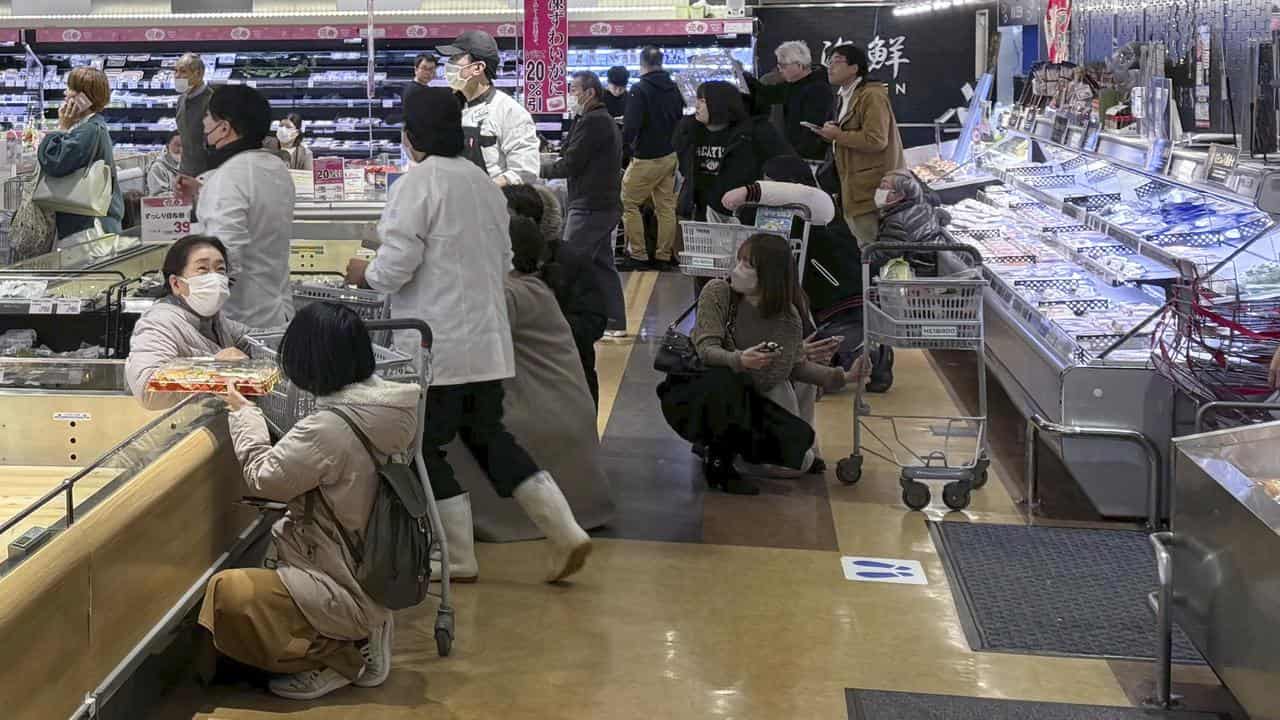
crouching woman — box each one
[199,302,419,701]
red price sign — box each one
[141,195,196,242]
[313,157,346,200]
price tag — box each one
[55,299,80,315]
[313,157,346,201]
[28,300,53,314]
[141,195,196,242]
[382,99,393,109]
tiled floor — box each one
[153,271,1238,719]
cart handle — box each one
[364,318,433,350]
[860,242,983,264]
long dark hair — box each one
[739,233,798,319]
[161,234,228,296]
[509,216,564,292]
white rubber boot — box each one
[513,471,592,582]
[431,493,478,583]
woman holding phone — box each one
[37,66,124,241]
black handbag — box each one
[653,295,737,377]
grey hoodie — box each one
[228,375,420,641]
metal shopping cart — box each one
[835,242,991,511]
[245,318,457,657]
[678,204,812,279]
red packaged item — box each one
[146,358,281,396]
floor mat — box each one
[847,689,1229,719]
[929,521,1203,663]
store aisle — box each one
[153,271,1235,720]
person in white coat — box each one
[197,84,296,329]
[436,31,540,186]
[344,87,591,584]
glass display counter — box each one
[925,109,1278,520]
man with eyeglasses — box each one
[740,40,833,161]
[436,30,540,187]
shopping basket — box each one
[677,204,812,279]
[246,318,455,658]
[291,282,393,344]
[837,242,992,512]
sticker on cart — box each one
[921,325,960,338]
[28,300,53,315]
[54,299,80,315]
[53,412,91,422]
[841,556,928,585]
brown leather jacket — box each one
[831,82,905,219]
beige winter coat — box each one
[125,297,251,410]
[227,376,420,642]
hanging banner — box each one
[522,0,569,113]
[1044,0,1071,63]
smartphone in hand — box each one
[800,121,823,133]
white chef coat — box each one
[462,88,540,186]
[197,149,296,329]
[365,154,515,386]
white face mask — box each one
[730,262,759,295]
[567,94,582,116]
[174,77,190,94]
[277,126,299,145]
[181,272,230,317]
[445,63,468,92]
[874,188,893,208]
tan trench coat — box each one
[832,81,905,219]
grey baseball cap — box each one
[436,30,499,77]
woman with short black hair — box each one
[673,80,790,223]
[197,84,296,329]
[202,301,417,701]
[125,234,251,410]
[659,233,868,494]
[277,112,313,171]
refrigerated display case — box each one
[1170,421,1280,720]
[928,107,1279,521]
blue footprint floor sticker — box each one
[841,556,928,585]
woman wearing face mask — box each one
[147,131,183,195]
[658,233,868,495]
[276,113,313,171]
[126,235,250,411]
[37,66,124,241]
[673,80,790,223]
[197,84,296,329]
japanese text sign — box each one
[141,196,195,242]
[523,0,568,113]
[313,157,346,201]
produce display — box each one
[145,359,281,396]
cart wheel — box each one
[901,480,931,511]
[434,612,454,657]
[943,482,972,511]
[837,456,863,485]
[972,454,991,489]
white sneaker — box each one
[603,330,628,339]
[513,471,592,582]
[268,666,359,700]
[354,615,393,688]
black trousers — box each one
[424,381,541,500]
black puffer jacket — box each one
[745,68,834,161]
[878,200,951,245]
[674,115,792,219]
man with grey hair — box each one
[173,53,212,192]
[742,40,833,160]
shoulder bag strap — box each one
[301,407,377,565]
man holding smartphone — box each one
[739,41,834,162]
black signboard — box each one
[1204,143,1241,184]
[755,6,981,128]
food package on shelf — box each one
[146,358,281,396]
[0,328,37,354]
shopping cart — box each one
[678,204,812,279]
[291,280,393,344]
[245,318,456,657]
[836,242,991,511]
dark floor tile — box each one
[701,491,839,552]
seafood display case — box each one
[929,109,1278,521]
